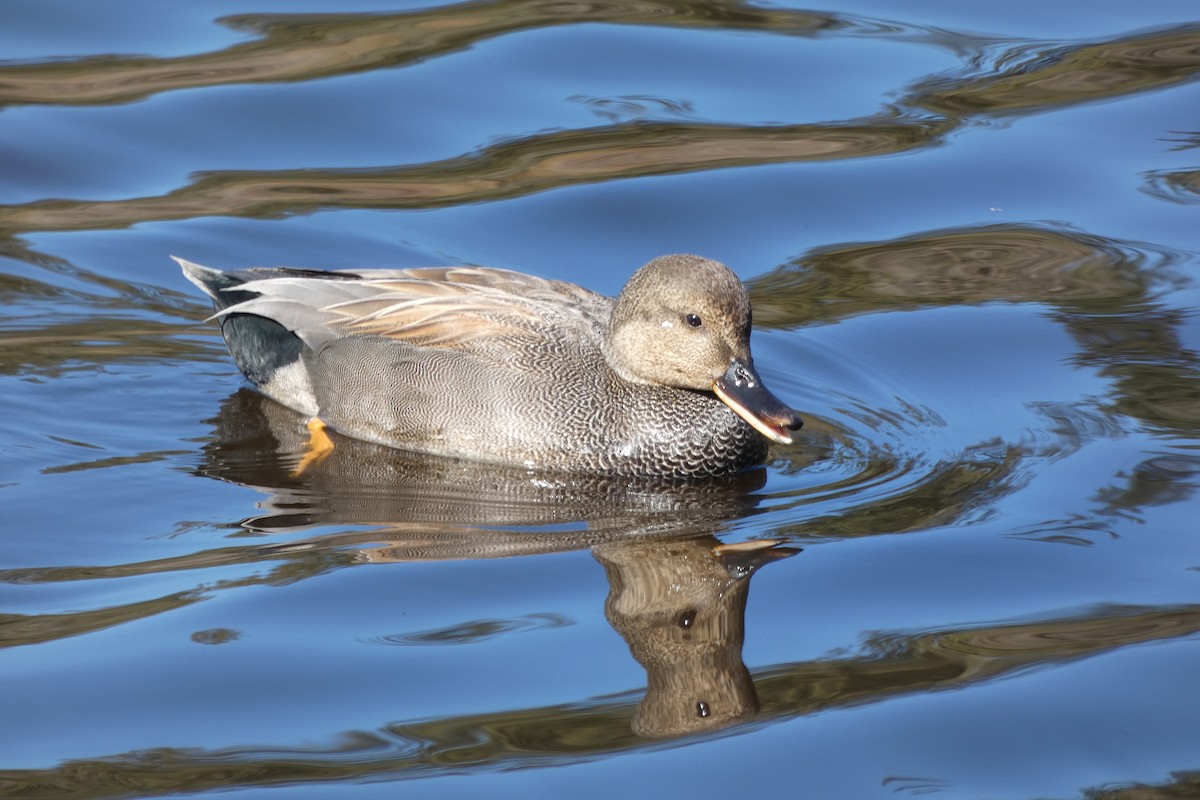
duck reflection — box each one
[598,536,795,736]
[199,389,798,737]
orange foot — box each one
[291,417,335,477]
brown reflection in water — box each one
[751,223,1199,447]
[916,24,1200,116]
[0,590,204,649]
[0,114,949,237]
[740,223,1200,545]
[1058,303,1200,435]
[1082,769,1200,800]
[4,1,1195,128]
[0,1,840,108]
[0,2,953,240]
[0,14,1196,242]
[597,536,797,737]
[1144,167,1200,205]
[0,253,219,376]
[750,224,1180,328]
[2,603,1197,798]
[755,605,1200,714]
[784,439,1027,540]
[0,317,217,377]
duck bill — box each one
[712,359,802,445]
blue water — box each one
[3,2,1200,798]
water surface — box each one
[3,2,1200,798]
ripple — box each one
[191,627,241,645]
[364,613,572,647]
[1143,167,1200,205]
[567,94,695,123]
[913,23,1200,117]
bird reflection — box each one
[198,389,798,737]
[597,536,796,737]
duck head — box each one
[605,255,803,444]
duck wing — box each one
[208,264,612,353]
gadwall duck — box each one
[177,254,801,478]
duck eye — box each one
[685,313,702,328]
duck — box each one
[177,254,801,478]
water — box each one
[3,2,1200,798]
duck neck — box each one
[602,307,655,386]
